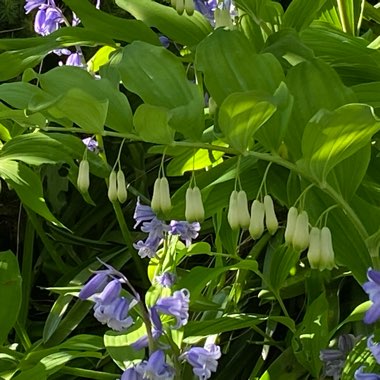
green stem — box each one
[112,202,149,287]
[337,0,353,35]
[14,321,31,351]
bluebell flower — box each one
[134,198,156,228]
[134,235,161,259]
[93,279,122,305]
[34,6,64,35]
[194,0,217,23]
[320,334,356,380]
[82,137,99,153]
[141,218,169,240]
[120,367,142,380]
[363,268,380,324]
[155,289,190,329]
[24,0,47,14]
[159,36,170,48]
[93,296,134,331]
[368,335,380,364]
[170,221,200,247]
[66,52,83,67]
[78,271,110,300]
[355,366,380,379]
[155,272,176,288]
[136,350,175,380]
[182,343,221,380]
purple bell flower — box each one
[34,6,64,35]
[363,268,380,324]
[183,343,221,380]
[368,335,380,364]
[134,198,156,228]
[134,235,162,259]
[155,289,190,329]
[155,272,176,288]
[170,221,200,247]
[136,350,175,380]
[93,296,133,331]
[355,367,380,380]
[66,52,83,67]
[93,279,122,305]
[194,0,217,23]
[120,367,143,380]
[78,271,109,300]
[24,0,47,14]
[82,137,99,153]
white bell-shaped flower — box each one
[264,195,278,235]
[227,190,240,230]
[117,170,128,204]
[292,210,309,252]
[320,227,336,271]
[185,186,204,222]
[307,227,321,269]
[77,160,90,193]
[237,190,250,229]
[284,207,298,245]
[108,170,118,202]
[249,200,265,239]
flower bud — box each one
[264,195,278,235]
[151,177,161,213]
[77,160,90,193]
[237,191,250,229]
[108,170,118,202]
[292,211,309,252]
[249,200,265,239]
[320,227,336,271]
[176,0,185,15]
[284,207,298,245]
[159,177,172,214]
[117,169,128,204]
[227,190,239,230]
[184,0,194,15]
[185,186,204,222]
[307,227,321,269]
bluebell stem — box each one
[368,335,380,364]
[355,366,380,379]
[169,221,200,247]
[93,296,134,331]
[363,268,380,324]
[320,334,356,380]
[136,350,175,380]
[132,307,163,350]
[182,343,221,380]
[155,272,176,288]
[155,289,190,329]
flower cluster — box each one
[133,199,200,258]
[24,0,100,66]
[78,266,135,331]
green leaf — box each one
[285,58,356,159]
[0,251,22,344]
[218,91,277,152]
[283,0,328,31]
[292,292,330,377]
[196,29,284,105]
[113,42,204,139]
[0,160,62,226]
[12,364,47,380]
[63,0,159,45]
[115,0,212,47]
[301,104,380,182]
[134,104,174,144]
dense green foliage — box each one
[1,0,380,379]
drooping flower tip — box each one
[183,343,221,380]
[78,272,109,300]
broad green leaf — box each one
[88,46,116,73]
[134,104,174,144]
[63,0,159,45]
[352,81,380,108]
[11,364,47,380]
[0,27,115,81]
[196,29,284,105]
[104,320,145,370]
[0,251,22,344]
[292,292,330,377]
[32,66,133,133]
[218,91,276,152]
[0,105,47,129]
[283,0,328,31]
[285,58,356,159]
[115,0,212,47]
[113,42,204,139]
[301,104,380,182]
[0,82,44,109]
[0,160,61,225]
